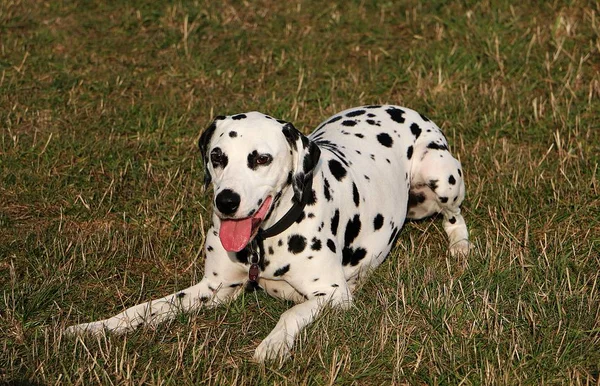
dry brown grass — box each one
[1,0,599,384]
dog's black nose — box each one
[215,189,241,215]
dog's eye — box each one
[255,154,272,166]
[210,148,227,167]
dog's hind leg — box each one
[65,227,247,335]
[409,147,471,256]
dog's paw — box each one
[253,336,292,363]
[64,321,106,336]
[64,319,131,337]
[450,239,471,257]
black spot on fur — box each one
[377,133,393,148]
[331,283,339,287]
[342,120,357,127]
[449,175,456,185]
[407,146,413,159]
[408,192,426,208]
[268,246,274,255]
[355,133,364,138]
[314,292,327,297]
[440,196,449,203]
[323,178,332,201]
[457,169,462,177]
[274,264,290,277]
[177,292,186,298]
[230,282,242,288]
[344,215,362,246]
[232,114,246,120]
[449,217,457,224]
[278,239,283,247]
[427,141,449,151]
[288,235,307,254]
[306,189,317,206]
[366,105,382,109]
[207,245,214,252]
[428,179,439,191]
[229,131,237,138]
[419,113,430,122]
[311,238,322,251]
[410,123,422,138]
[346,110,366,117]
[328,159,347,181]
[374,214,384,230]
[352,183,360,207]
[327,116,342,125]
[331,209,340,236]
[327,239,336,253]
[342,247,367,266]
[386,107,405,124]
[235,248,249,264]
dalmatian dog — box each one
[65,105,470,362]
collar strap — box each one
[257,174,313,240]
[247,174,313,283]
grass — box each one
[1,0,599,384]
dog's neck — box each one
[259,176,313,239]
[262,186,295,230]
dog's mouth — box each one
[218,196,273,252]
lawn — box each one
[1,0,599,384]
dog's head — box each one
[198,112,320,252]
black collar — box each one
[259,175,313,239]
[247,175,313,282]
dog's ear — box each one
[282,122,321,203]
[198,116,225,190]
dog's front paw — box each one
[450,239,471,257]
[253,335,292,363]
[64,321,107,336]
[64,319,131,337]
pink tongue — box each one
[219,196,273,252]
[219,218,253,252]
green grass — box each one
[1,0,599,384]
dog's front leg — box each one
[254,286,352,362]
[65,227,247,336]
[64,279,242,335]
